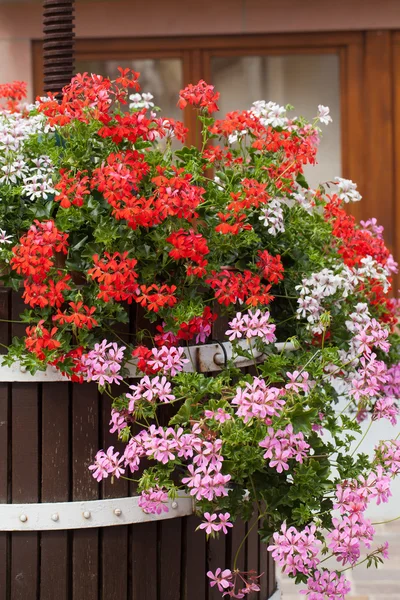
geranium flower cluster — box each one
[167,228,210,277]
[89,446,125,482]
[207,568,261,598]
[232,378,285,423]
[88,251,139,303]
[296,267,357,333]
[153,309,217,347]
[328,467,391,566]
[10,220,74,325]
[11,219,68,280]
[1,71,399,600]
[126,375,175,410]
[0,80,27,111]
[177,79,220,113]
[375,440,400,475]
[259,424,310,473]
[199,512,233,535]
[226,309,276,343]
[79,340,126,386]
[206,270,274,306]
[138,487,169,514]
[259,198,285,235]
[268,523,321,576]
[301,569,351,599]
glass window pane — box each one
[211,54,341,187]
[76,58,183,122]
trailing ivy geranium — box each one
[1,72,400,598]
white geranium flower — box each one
[0,229,12,244]
[259,199,285,235]
[129,92,154,110]
[250,100,288,128]
[317,105,332,125]
[334,177,362,203]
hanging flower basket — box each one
[0,74,399,600]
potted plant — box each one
[0,73,399,599]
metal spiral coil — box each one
[43,0,75,95]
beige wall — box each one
[1,0,400,96]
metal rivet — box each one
[114,508,122,517]
[171,501,178,509]
[83,511,91,519]
[19,514,27,522]
[51,513,59,522]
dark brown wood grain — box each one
[159,517,182,600]
[182,516,207,600]
[71,383,99,600]
[230,518,246,574]
[259,535,273,599]
[10,382,39,600]
[40,383,70,600]
[207,532,226,600]
[246,511,260,600]
[0,289,10,600]
[101,391,129,600]
[10,293,39,600]
[131,522,158,600]
[0,376,8,600]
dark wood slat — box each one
[11,289,39,600]
[231,519,246,574]
[246,511,260,600]
[211,304,230,342]
[40,383,70,600]
[0,380,8,600]
[159,518,182,600]
[10,382,39,600]
[259,537,270,599]
[207,533,226,600]
[101,391,128,600]
[72,383,99,600]
[131,522,158,600]
[182,516,206,600]
[0,289,10,600]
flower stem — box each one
[351,419,373,457]
[233,514,262,571]
[0,317,27,324]
[372,514,400,526]
[249,342,260,375]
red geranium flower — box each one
[53,302,98,330]
[178,80,220,113]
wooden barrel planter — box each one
[0,289,278,600]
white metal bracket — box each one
[0,493,194,531]
[0,341,295,382]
